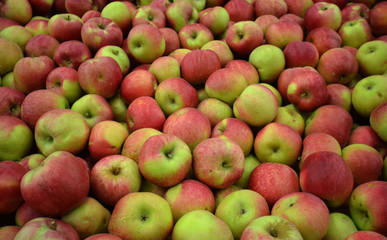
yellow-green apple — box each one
[65,0,107,17]
[0,161,27,214]
[201,40,234,67]
[370,102,387,142]
[349,181,387,234]
[300,151,354,207]
[0,226,20,239]
[254,122,302,166]
[370,2,387,36]
[126,96,165,132]
[15,202,44,227]
[254,0,287,17]
[163,107,211,151]
[19,154,45,171]
[324,212,358,240]
[273,106,305,136]
[0,86,24,118]
[300,132,342,168]
[47,13,83,42]
[45,67,82,104]
[233,84,278,127]
[24,17,49,36]
[90,155,141,206]
[34,109,90,156]
[164,179,215,221]
[249,44,285,84]
[180,49,221,85]
[14,217,79,240]
[305,26,342,55]
[349,125,386,158]
[149,56,181,83]
[127,24,165,64]
[165,0,198,32]
[234,154,260,189]
[341,3,370,24]
[215,189,270,239]
[82,10,101,23]
[140,178,168,197]
[284,0,313,17]
[214,185,242,207]
[21,89,69,129]
[155,77,198,116]
[70,94,113,129]
[212,118,254,156]
[224,0,255,22]
[287,71,328,112]
[0,25,32,51]
[248,163,299,207]
[0,72,14,88]
[226,21,264,57]
[283,41,319,68]
[193,137,244,189]
[199,6,229,36]
[304,2,342,32]
[342,144,383,185]
[132,5,166,28]
[85,233,122,240]
[160,27,180,55]
[120,70,157,105]
[78,57,122,99]
[346,231,387,240]
[352,75,387,117]
[24,34,59,59]
[169,48,192,64]
[197,87,209,102]
[0,116,33,161]
[305,105,353,147]
[197,98,233,127]
[53,40,92,70]
[95,45,130,75]
[171,210,233,240]
[0,35,23,76]
[265,21,304,50]
[108,93,128,123]
[205,68,248,105]
[339,19,373,49]
[81,17,123,53]
[356,40,387,76]
[88,120,129,162]
[20,151,90,216]
[317,48,359,85]
[109,192,173,240]
[326,83,352,112]
[101,1,133,35]
[271,192,330,240]
[225,59,259,85]
[186,0,206,11]
[13,56,55,94]
[178,23,213,50]
[61,197,110,239]
[240,215,303,240]
[0,0,32,25]
[121,128,162,163]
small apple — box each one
[53,40,92,70]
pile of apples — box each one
[1,0,387,239]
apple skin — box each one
[304,2,342,32]
[255,14,278,35]
[346,231,387,240]
[341,3,370,24]
[199,6,230,36]
[193,137,245,189]
[271,192,331,240]
[356,40,387,76]
[21,89,69,129]
[0,38,23,76]
[24,34,59,59]
[47,13,84,42]
[164,179,215,222]
[0,161,27,214]
[255,0,287,17]
[273,106,305,136]
[197,98,233,127]
[88,120,129,163]
[101,1,133,35]
[0,226,20,239]
[215,185,242,208]
[84,234,122,240]
[91,155,142,207]
[126,96,166,132]
[24,18,49,36]
[370,1,387,36]
[339,18,374,49]
[249,163,300,207]
[201,40,234,67]
[326,83,352,112]
[94,45,130,76]
[160,27,180,56]
[370,102,387,142]
[0,116,33,161]
[284,0,313,17]
[171,210,234,240]
[149,56,181,84]
[165,0,198,32]
[15,202,45,227]
[300,151,354,208]
[0,25,32,52]
[225,59,259,85]
[120,70,158,105]
[34,109,90,157]
[108,192,174,240]
[13,217,80,240]
[180,49,221,85]
[13,55,55,95]
[349,125,386,158]
[0,86,25,118]
[305,26,342,55]
[65,0,107,18]
[82,10,101,23]
[324,212,358,240]
[20,151,90,217]
[53,40,92,70]
[0,0,33,25]
[19,154,45,171]
[349,181,387,235]
[224,0,255,22]
[132,5,166,29]
[179,23,214,50]
[265,20,304,50]
[283,41,320,68]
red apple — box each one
[305,26,342,55]
[132,5,166,28]
[369,1,387,36]
[341,3,370,24]
[160,27,180,56]
[53,40,92,70]
[304,2,342,32]
[24,33,59,59]
[224,59,259,85]
[346,231,387,240]
[0,86,25,118]
[255,0,287,17]
[120,69,158,105]
[15,202,45,227]
[283,41,319,68]
[47,13,84,42]
[224,0,255,22]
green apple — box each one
[0,0,33,25]
[324,212,358,240]
[19,153,45,171]
[108,93,128,123]
[234,154,260,189]
[1,72,15,88]
[95,45,130,75]
[166,0,198,32]
[100,1,133,35]
[273,106,305,136]
[339,18,373,49]
[197,98,233,128]
[0,25,32,51]
[356,40,387,76]
[259,83,282,107]
[201,40,234,67]
[0,38,23,76]
[149,56,181,83]
[199,7,230,36]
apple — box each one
[349,181,387,235]
[0,0,32,25]
[82,10,101,23]
[160,27,180,55]
[305,26,342,55]
[24,34,59,59]
[304,2,342,32]
[101,1,133,35]
[0,25,32,52]
[120,69,158,105]
[108,192,174,240]
[47,13,83,42]
[279,13,305,27]
[53,40,92,70]
[65,0,107,17]
[0,86,25,118]
[0,226,20,239]
[356,40,387,76]
[326,83,352,112]
[95,45,130,75]
[224,0,255,22]
[197,98,233,127]
[201,40,234,67]
[283,41,320,68]
[339,19,374,49]
[165,0,198,32]
[284,0,313,17]
[341,3,370,24]
[370,102,387,142]
[265,20,304,50]
[19,153,45,171]
[108,93,128,123]
[0,38,23,76]
[271,192,330,240]
[346,231,387,240]
[254,0,287,17]
[369,1,387,36]
[171,210,234,240]
[273,106,305,136]
[24,17,48,36]
[178,23,213,50]
[15,202,44,227]
[224,59,259,85]
[14,217,79,240]
[255,14,278,35]
[132,5,166,28]
[214,185,242,208]
[349,125,387,157]
[85,234,122,240]
[324,212,358,240]
[199,6,230,36]
[0,116,33,161]
[149,56,181,84]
